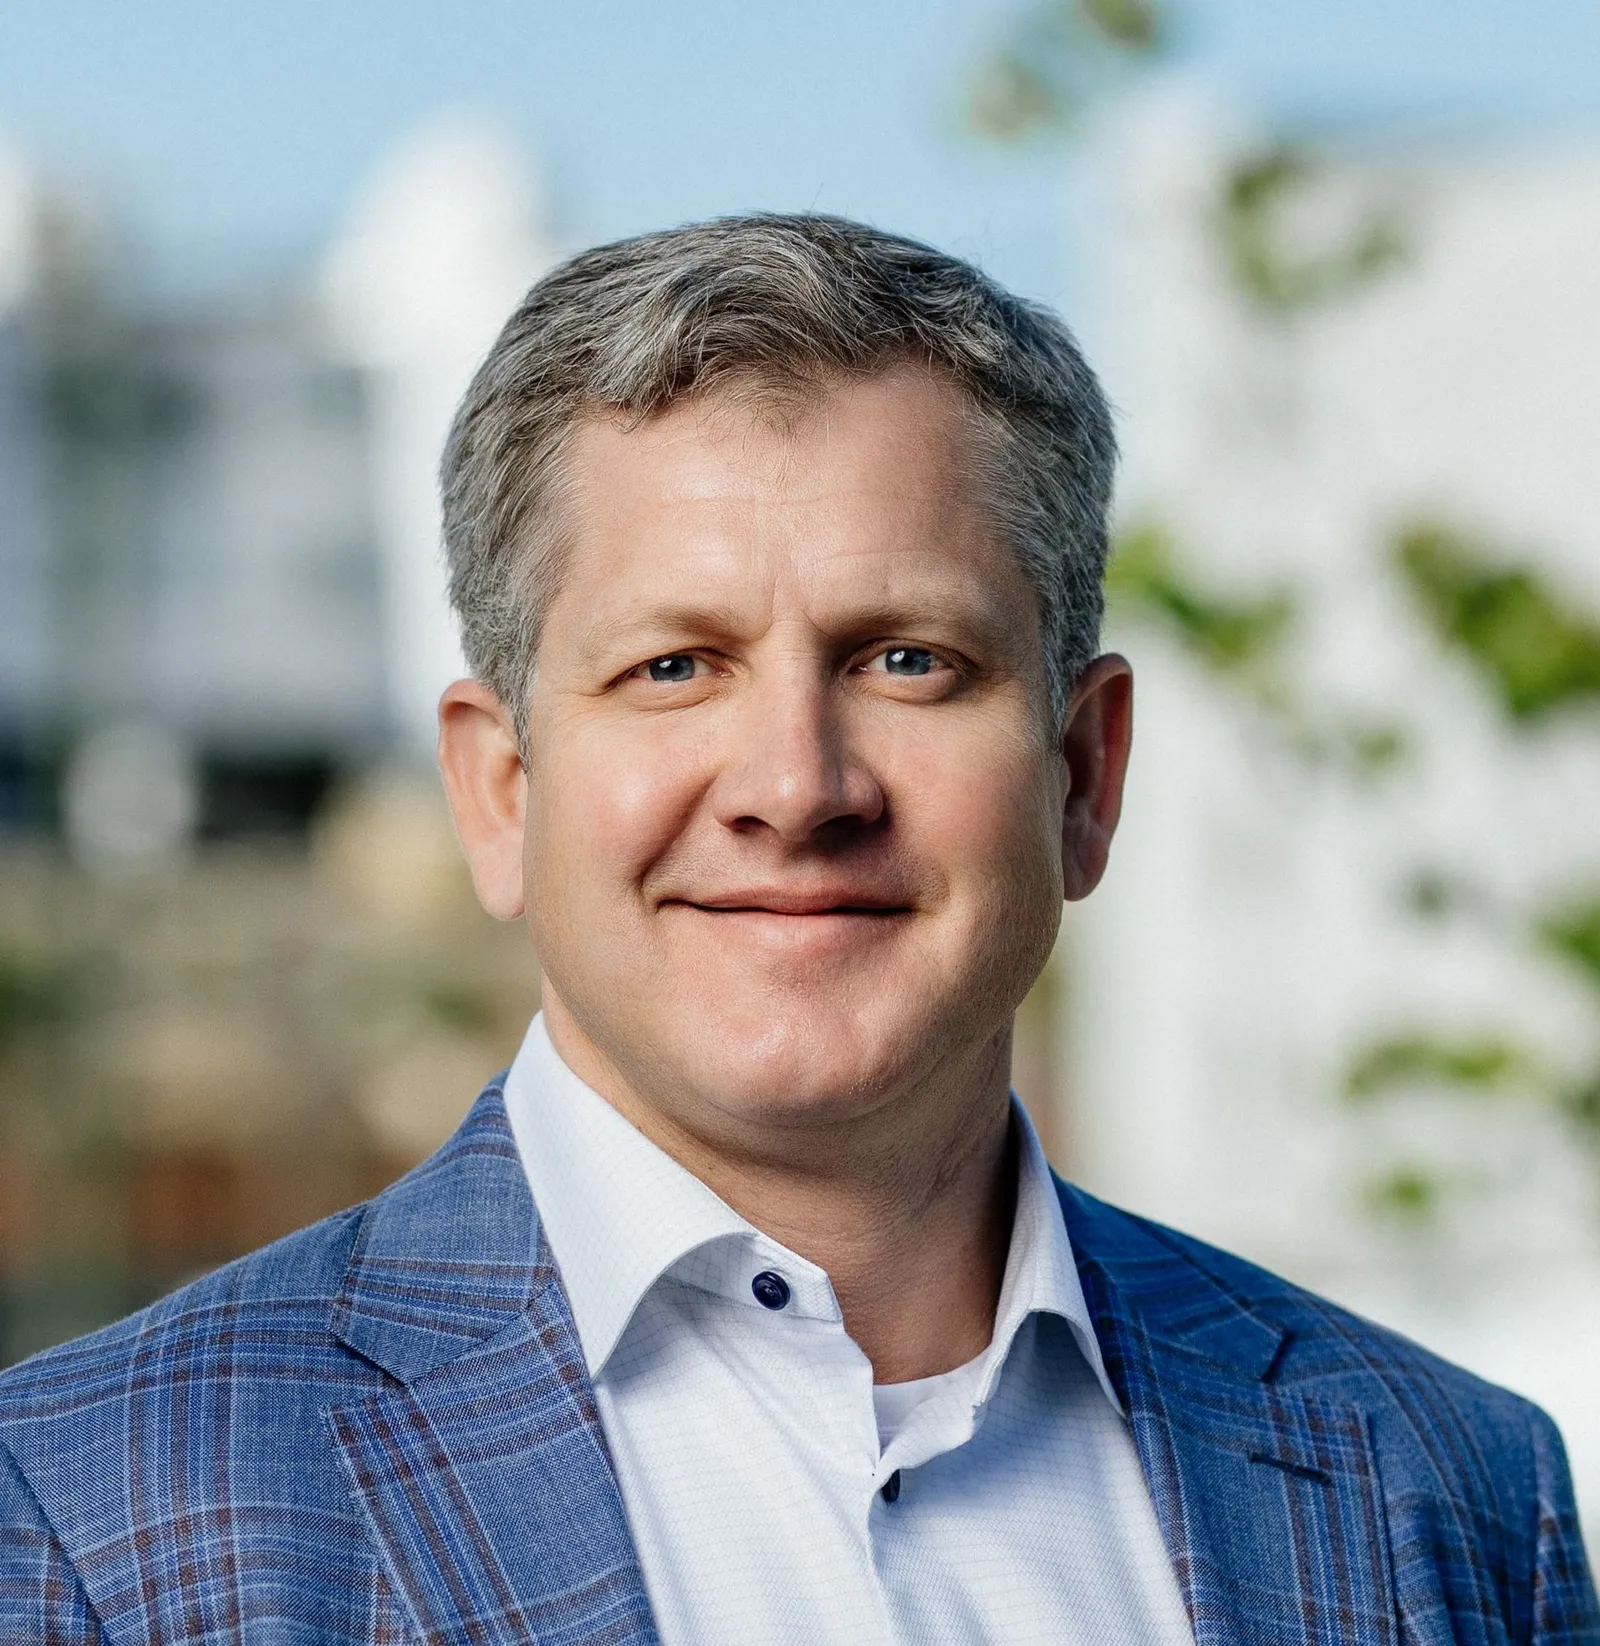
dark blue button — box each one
[881,1470,902,1504]
[751,1270,790,1310]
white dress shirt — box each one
[502,1015,1194,1645]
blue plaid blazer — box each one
[2,1078,1596,1644]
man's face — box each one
[520,365,1071,1144]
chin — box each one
[656,991,941,1131]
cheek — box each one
[526,720,706,894]
[893,727,1062,903]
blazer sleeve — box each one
[0,1440,107,1646]
[1529,1403,1600,1642]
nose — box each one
[709,673,886,845]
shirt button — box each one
[751,1270,791,1310]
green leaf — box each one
[966,50,1072,142]
[1331,720,1411,777]
[966,0,1165,144]
[1079,0,1163,50]
[1220,144,1408,316]
[1400,869,1484,921]
[1536,895,1600,992]
[1563,1074,1600,1134]
[1107,522,1296,678]
[1344,1032,1530,1101]
[1395,522,1600,720]
[1362,1164,1443,1222]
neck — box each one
[541,995,1018,1384]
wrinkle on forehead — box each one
[568,364,986,521]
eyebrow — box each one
[576,592,1018,665]
[575,603,760,662]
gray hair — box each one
[441,212,1116,742]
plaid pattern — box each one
[0,1078,1593,1644]
[0,1085,653,1646]
[1061,1187,1600,1644]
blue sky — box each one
[3,0,1598,305]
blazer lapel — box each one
[325,1086,658,1646]
[1061,1183,1398,1646]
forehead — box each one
[545,365,1031,639]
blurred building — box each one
[0,120,553,845]
[320,118,553,758]
[0,124,551,1362]
[0,147,55,828]
[0,221,381,840]
[1071,86,1600,1537]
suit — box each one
[1,1078,1596,1644]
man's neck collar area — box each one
[500,1012,1121,1411]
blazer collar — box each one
[1056,1178,1287,1388]
[1058,1178,1399,1646]
[330,1078,544,1383]
[326,1079,659,1645]
[332,1082,1293,1396]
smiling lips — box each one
[663,896,913,953]
[660,892,914,951]
[670,890,912,917]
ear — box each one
[1060,654,1134,903]
[437,678,528,921]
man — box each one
[1,215,1594,1644]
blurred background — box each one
[2,0,1598,1550]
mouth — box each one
[668,891,913,918]
[659,892,915,950]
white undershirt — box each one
[872,1351,986,1449]
[502,1014,1194,1645]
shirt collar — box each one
[991,1093,1124,1414]
[501,1012,1121,1414]
[502,1015,839,1375]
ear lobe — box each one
[1059,655,1134,903]
[436,678,528,921]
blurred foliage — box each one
[1396,522,1600,721]
[1349,878,1600,1153]
[967,0,1165,141]
[1402,868,1488,923]
[973,0,1600,1228]
[1107,520,1295,684]
[1331,722,1411,776]
[1363,1162,1446,1223]
[1079,0,1163,49]
[1362,537,1600,1184]
[1376,537,1600,1139]
[0,951,78,1052]
[1567,1074,1600,1134]
[415,978,503,1035]
[970,1,1409,327]
[1107,522,1410,777]
[1539,895,1600,991]
[1345,1033,1534,1101]
[1220,145,1408,317]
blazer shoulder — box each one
[1063,1183,1600,1633]
[1064,1183,1542,1428]
[0,1076,526,1439]
[0,1199,368,1425]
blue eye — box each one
[645,655,697,682]
[882,647,936,676]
